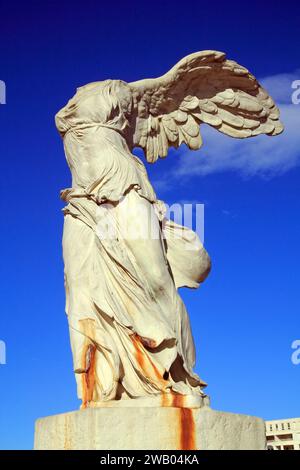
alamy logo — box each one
[95,199,205,246]
[291,80,300,104]
[0,80,6,104]
[0,340,6,364]
[291,340,300,365]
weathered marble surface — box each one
[55,50,283,409]
[34,407,266,450]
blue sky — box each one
[0,0,299,449]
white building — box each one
[266,417,300,450]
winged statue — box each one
[55,51,283,409]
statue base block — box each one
[34,406,266,450]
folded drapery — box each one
[62,188,209,406]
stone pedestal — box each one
[34,406,266,450]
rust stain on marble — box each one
[86,344,96,400]
[79,318,97,409]
[81,343,97,408]
[160,392,196,449]
[179,408,196,450]
[132,333,146,371]
[161,392,187,408]
[132,333,166,386]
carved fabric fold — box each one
[62,189,208,405]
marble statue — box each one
[55,51,283,410]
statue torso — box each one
[56,81,156,203]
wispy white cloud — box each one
[261,70,300,104]
[154,70,300,187]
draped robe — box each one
[56,81,211,407]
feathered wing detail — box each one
[129,51,284,163]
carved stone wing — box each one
[129,51,284,163]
